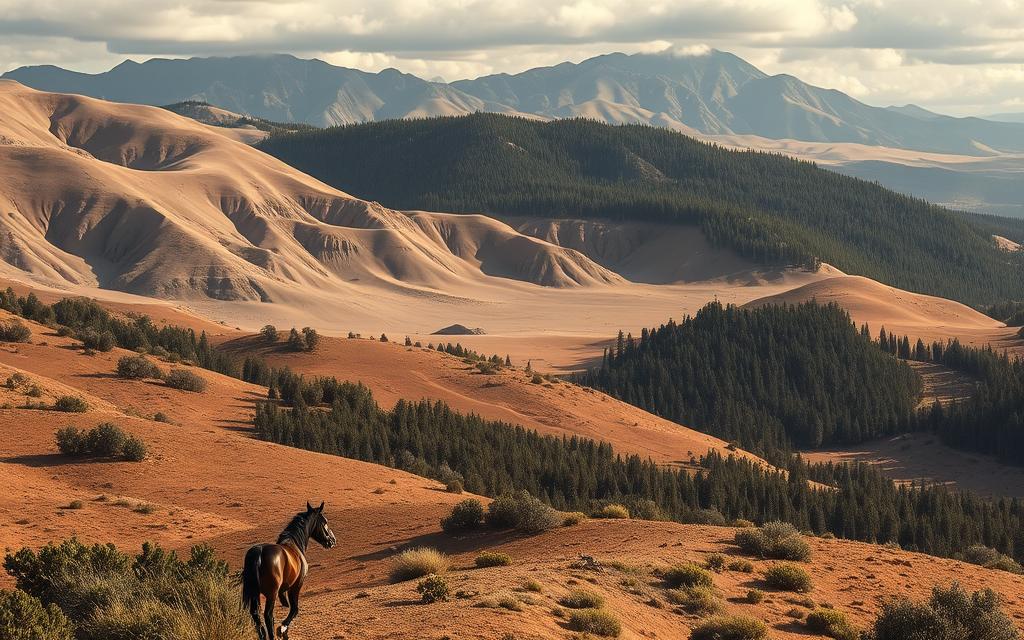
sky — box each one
[1,0,1023,116]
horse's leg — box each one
[278,584,302,639]
[278,588,289,608]
[263,597,276,640]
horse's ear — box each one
[306,501,314,512]
[317,501,325,512]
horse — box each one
[242,502,337,639]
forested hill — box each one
[574,301,922,461]
[259,114,1024,305]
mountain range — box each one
[7,50,1024,157]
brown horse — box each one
[242,502,337,639]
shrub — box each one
[152,412,170,423]
[705,553,727,572]
[764,564,813,592]
[665,586,721,615]
[963,545,1023,574]
[77,329,115,352]
[389,548,449,582]
[734,521,811,561]
[445,479,463,494]
[0,589,74,640]
[55,427,88,456]
[745,589,764,604]
[729,559,754,573]
[663,563,714,589]
[485,490,560,533]
[54,423,144,462]
[523,579,543,593]
[416,575,450,604]
[259,325,278,343]
[87,422,126,457]
[806,608,857,640]
[164,369,206,392]
[595,504,630,519]
[559,589,605,609]
[475,552,512,568]
[440,498,484,533]
[53,396,88,413]
[0,319,31,343]
[690,615,768,640]
[116,355,160,380]
[868,583,1019,640]
[563,512,587,526]
[567,609,621,637]
[2,538,245,639]
[121,437,147,462]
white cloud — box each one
[0,0,1022,114]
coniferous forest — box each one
[578,300,1024,466]
[574,301,922,460]
[259,113,1024,305]
[251,375,1024,563]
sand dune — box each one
[0,80,623,304]
[744,275,1021,352]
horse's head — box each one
[306,501,337,549]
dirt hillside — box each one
[2,313,1023,639]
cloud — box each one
[0,0,1022,114]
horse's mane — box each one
[277,511,311,548]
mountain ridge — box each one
[7,50,1024,155]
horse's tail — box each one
[241,545,263,612]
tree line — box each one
[258,113,1024,305]
[0,289,236,375]
[574,301,922,462]
[873,328,1024,466]
[251,377,1024,563]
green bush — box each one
[595,504,630,519]
[0,589,73,640]
[690,615,768,640]
[764,563,813,592]
[559,589,605,609]
[164,369,206,392]
[705,553,727,572]
[121,437,147,462]
[563,511,587,526]
[440,498,484,533]
[0,319,31,343]
[729,559,754,573]
[745,589,764,604]
[567,608,621,637]
[87,422,126,457]
[416,575,450,604]
[116,355,160,380]
[54,423,144,462]
[2,538,245,639]
[474,552,511,568]
[485,490,560,533]
[389,548,449,583]
[53,396,88,413]
[665,585,721,615]
[734,521,811,561]
[663,563,714,589]
[963,545,1023,574]
[55,427,88,456]
[867,583,1020,640]
[78,329,115,352]
[806,608,857,640]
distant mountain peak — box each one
[5,51,1024,155]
